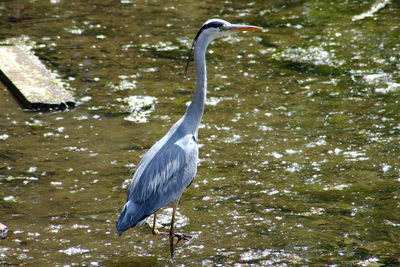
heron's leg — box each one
[169,203,177,259]
[152,212,161,235]
[169,195,183,259]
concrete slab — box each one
[0,45,75,110]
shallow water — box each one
[1,0,400,266]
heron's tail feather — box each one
[116,200,147,235]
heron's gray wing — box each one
[128,133,198,205]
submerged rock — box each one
[0,222,8,239]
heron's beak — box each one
[229,24,263,32]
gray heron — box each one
[116,18,262,258]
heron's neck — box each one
[184,40,208,136]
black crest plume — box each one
[184,21,223,76]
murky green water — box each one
[1,0,400,265]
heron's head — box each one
[195,19,262,43]
[185,19,262,74]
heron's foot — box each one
[152,230,170,237]
[152,228,162,236]
[174,233,192,244]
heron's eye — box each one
[219,25,227,31]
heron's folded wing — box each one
[127,134,198,204]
